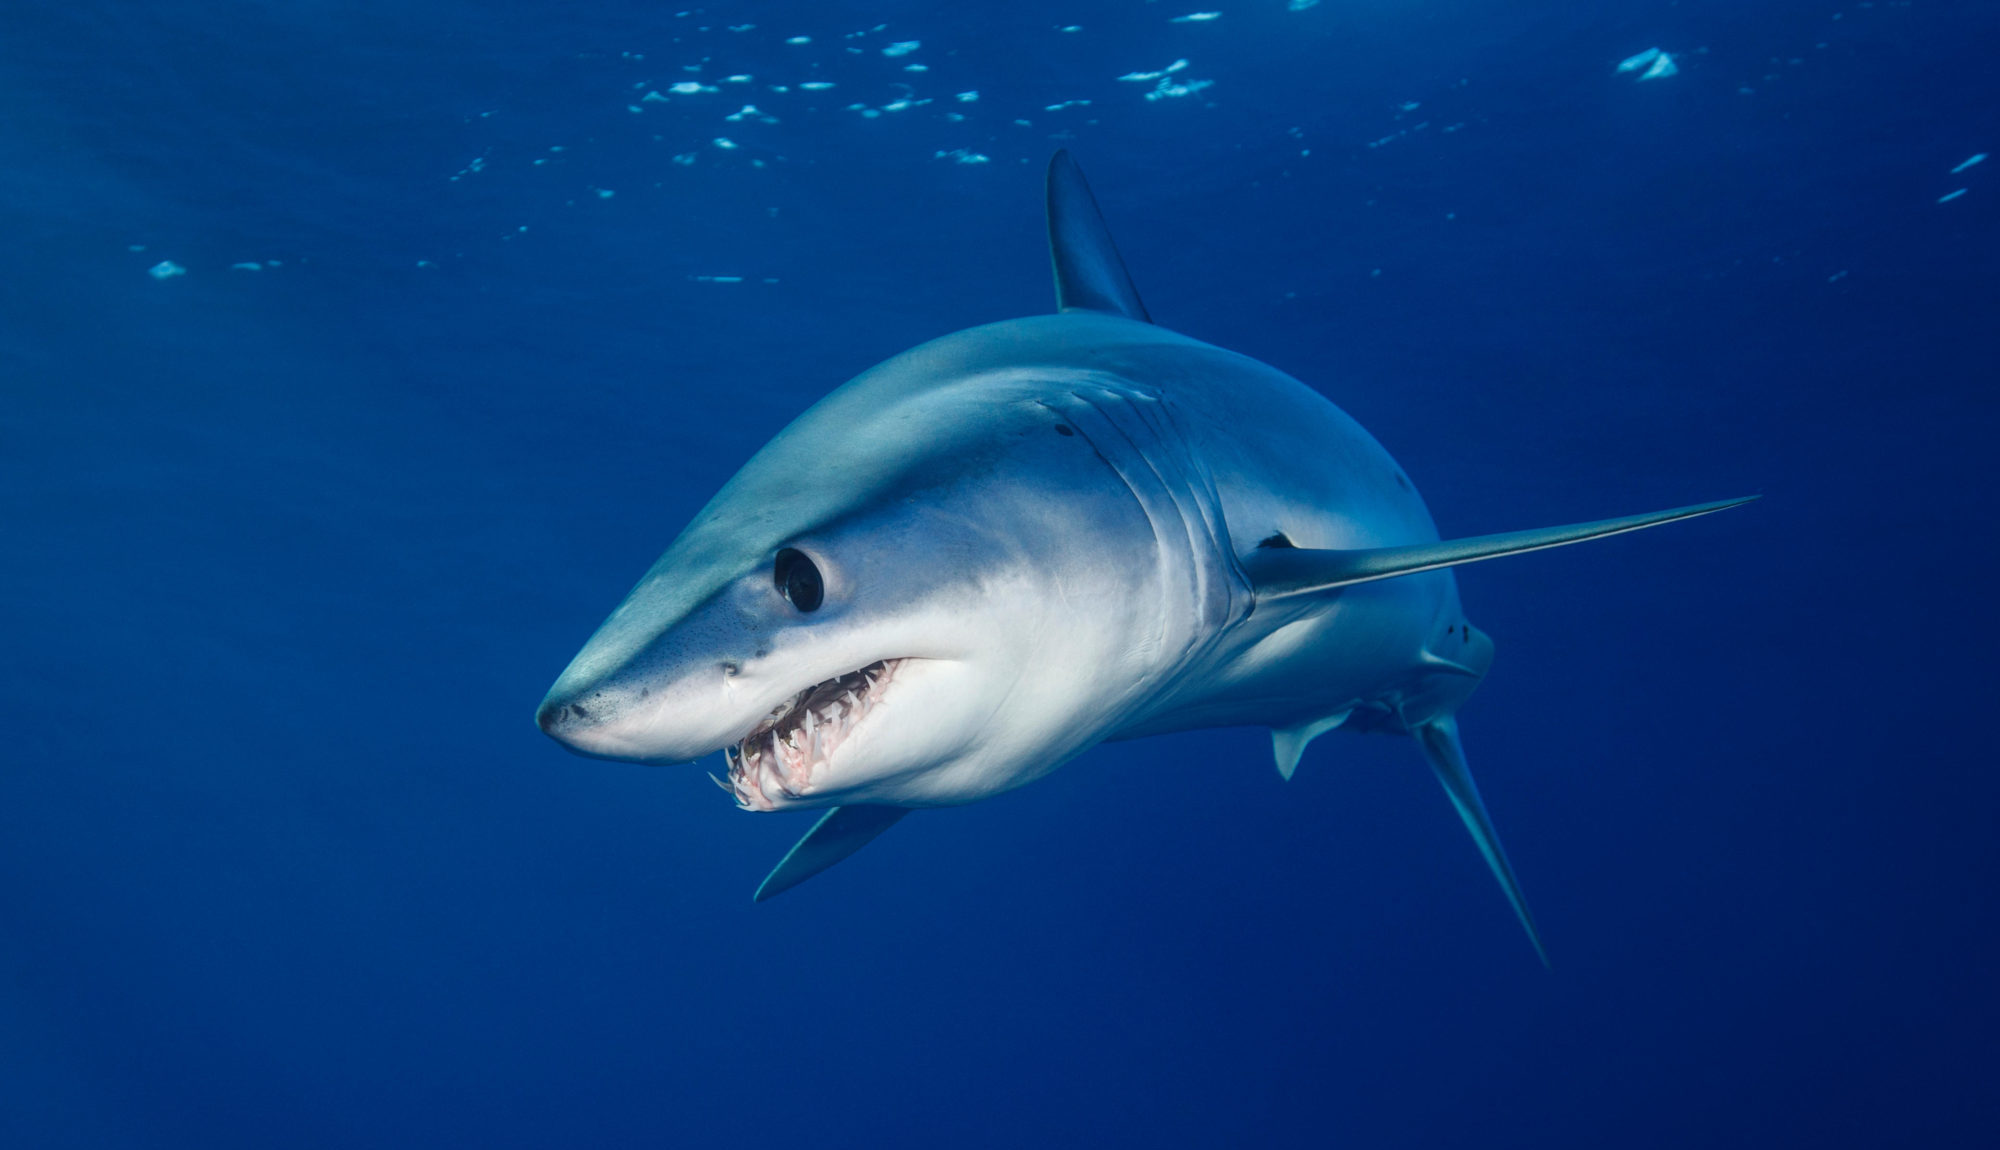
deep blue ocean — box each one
[5,1,1996,1145]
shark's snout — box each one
[535,688,609,751]
[535,674,661,759]
[536,647,751,764]
[535,696,587,735]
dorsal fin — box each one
[1046,150,1152,322]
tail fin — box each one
[1415,717,1550,967]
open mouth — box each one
[723,658,905,810]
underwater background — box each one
[4,1,1996,1145]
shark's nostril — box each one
[535,698,570,734]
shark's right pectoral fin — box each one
[753,805,910,903]
[1243,497,1757,604]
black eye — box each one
[773,548,823,612]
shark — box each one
[536,152,1750,960]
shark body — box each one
[538,153,1749,960]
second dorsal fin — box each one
[1046,150,1152,322]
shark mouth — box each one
[724,659,905,810]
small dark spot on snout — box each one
[1054,424,1075,436]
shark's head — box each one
[536,345,1179,810]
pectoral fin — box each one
[753,805,910,903]
[1415,717,1549,966]
[1244,497,1755,604]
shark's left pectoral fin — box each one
[1415,717,1550,967]
[753,805,910,903]
[1243,497,1757,603]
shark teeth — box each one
[728,659,903,810]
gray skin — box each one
[536,152,1745,952]
[536,310,1484,809]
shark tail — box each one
[1415,716,1551,967]
[1251,498,1757,963]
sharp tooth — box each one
[707,772,732,793]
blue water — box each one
[5,1,1995,1145]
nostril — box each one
[536,699,568,734]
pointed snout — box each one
[535,569,768,763]
[535,694,590,736]
[535,686,608,755]
[535,664,654,759]
[533,660,740,764]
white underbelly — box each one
[1112,570,1451,739]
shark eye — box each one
[774,548,824,612]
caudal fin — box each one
[1415,717,1550,966]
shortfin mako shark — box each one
[537,152,1751,961]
